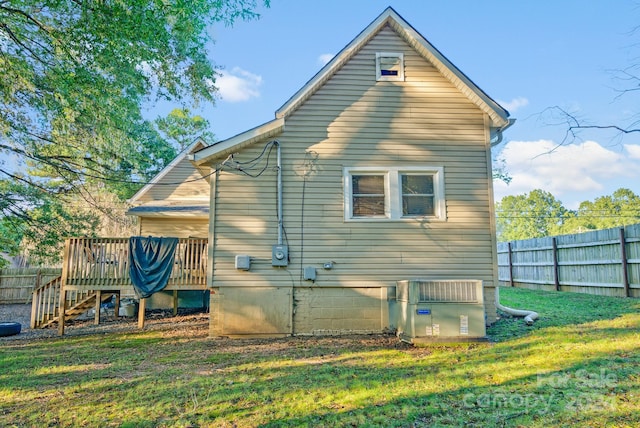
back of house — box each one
[192,7,512,337]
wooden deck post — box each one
[35,269,42,293]
[138,298,146,329]
[173,290,178,316]
[114,291,120,319]
[94,290,102,325]
[30,288,38,329]
[58,239,71,336]
[58,287,67,336]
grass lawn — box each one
[1,287,639,427]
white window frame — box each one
[344,166,446,221]
[376,52,404,82]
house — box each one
[135,7,513,337]
[35,143,213,332]
[127,139,210,238]
[126,139,211,309]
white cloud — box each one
[494,139,640,207]
[497,97,529,112]
[625,143,640,159]
[216,67,262,102]
[318,53,334,66]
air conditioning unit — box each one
[395,279,486,343]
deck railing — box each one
[31,275,62,328]
[62,237,208,290]
[30,275,96,328]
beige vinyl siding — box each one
[210,25,499,325]
[140,218,208,238]
[137,156,209,203]
[212,148,283,287]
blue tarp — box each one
[128,236,179,299]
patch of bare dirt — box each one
[0,303,409,353]
[0,303,210,342]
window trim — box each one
[344,166,446,221]
[376,52,405,82]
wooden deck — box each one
[49,237,209,335]
[62,237,208,291]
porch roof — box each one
[126,204,209,218]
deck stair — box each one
[31,276,119,329]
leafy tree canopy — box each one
[572,188,640,231]
[496,188,640,241]
[155,108,215,152]
[496,189,568,241]
[0,0,268,265]
[1,0,266,192]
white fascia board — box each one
[190,118,285,166]
[276,8,393,119]
[388,17,510,128]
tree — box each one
[496,188,640,242]
[104,120,178,201]
[0,215,23,268]
[492,155,512,184]
[568,188,640,232]
[1,0,267,192]
[0,0,269,265]
[155,108,215,152]
[496,189,569,241]
[0,179,98,265]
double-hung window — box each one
[351,174,386,217]
[344,166,445,221]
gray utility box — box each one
[395,279,486,343]
[272,244,289,267]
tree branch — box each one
[546,105,640,138]
[0,22,52,65]
[0,3,81,64]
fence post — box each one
[620,227,630,297]
[552,237,560,291]
[507,242,514,287]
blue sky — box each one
[167,0,640,209]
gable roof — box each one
[192,6,511,166]
[277,7,509,127]
[128,138,208,206]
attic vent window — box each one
[376,52,404,81]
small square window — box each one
[376,52,404,81]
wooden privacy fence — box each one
[498,224,640,297]
[0,268,62,304]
